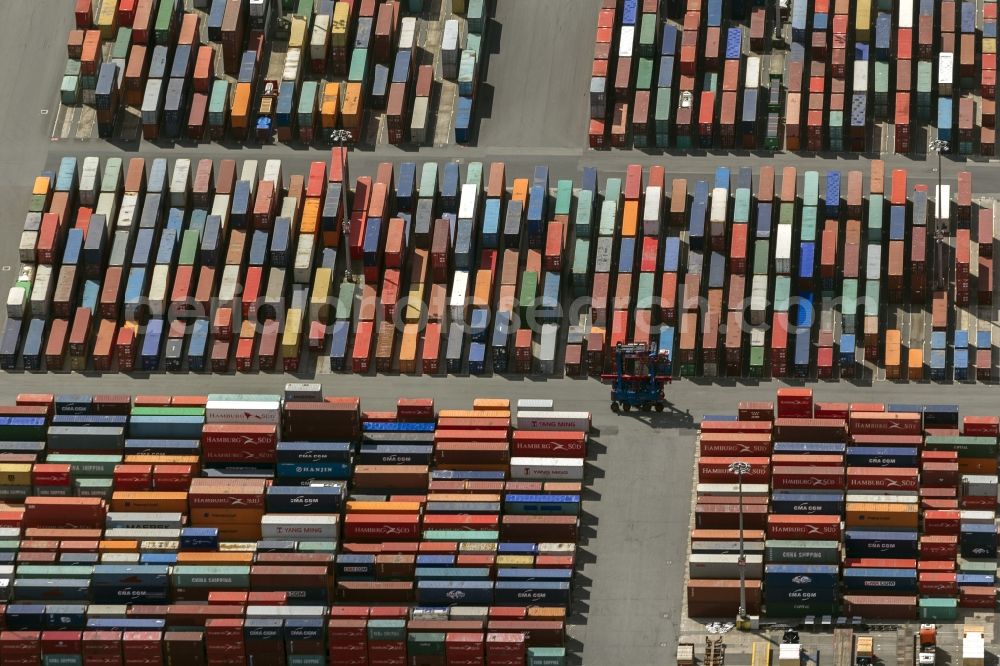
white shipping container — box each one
[618,26,635,58]
[310,14,330,61]
[696,482,771,497]
[689,553,764,579]
[962,634,984,666]
[6,287,26,319]
[775,224,792,274]
[845,493,917,504]
[283,48,302,83]
[442,20,461,60]
[249,0,268,15]
[148,264,170,314]
[96,192,118,230]
[261,514,338,540]
[19,232,38,263]
[750,325,767,348]
[962,474,999,497]
[449,270,469,321]
[865,245,882,280]
[293,234,315,284]
[515,410,591,431]
[240,160,259,188]
[283,382,323,402]
[399,17,417,51]
[169,158,190,208]
[852,62,868,94]
[710,187,728,223]
[106,512,185,529]
[934,184,951,220]
[410,96,429,144]
[211,195,231,230]
[536,323,558,375]
[280,197,297,223]
[509,457,585,481]
[643,186,662,237]
[537,543,575,556]
[959,510,995,524]
[116,193,138,230]
[141,78,163,125]
[897,0,913,28]
[218,264,241,303]
[246,605,329,619]
[29,265,53,318]
[938,53,954,93]
[81,156,101,205]
[745,56,761,90]
[750,275,768,324]
[516,398,554,411]
[205,400,281,424]
[104,528,182,541]
[458,183,479,220]
[263,159,283,190]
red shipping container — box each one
[848,412,922,435]
[698,433,773,457]
[845,467,919,491]
[776,387,813,418]
[767,514,841,540]
[697,457,771,483]
[771,466,846,490]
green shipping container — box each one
[465,161,483,188]
[467,0,486,33]
[773,276,791,312]
[803,172,819,207]
[130,406,205,417]
[636,272,655,309]
[800,207,817,242]
[748,345,765,376]
[575,190,593,238]
[599,201,617,237]
[16,565,94,579]
[367,620,406,642]
[296,0,315,21]
[209,80,229,125]
[655,86,672,147]
[179,229,200,265]
[605,178,622,207]
[65,59,82,77]
[841,278,858,313]
[924,436,997,457]
[765,601,838,617]
[296,541,338,553]
[348,48,369,84]
[639,14,657,58]
[335,282,356,320]
[419,163,438,199]
[828,111,843,139]
[636,57,654,90]
[957,560,995,574]
[75,477,113,498]
[154,0,176,44]
[779,202,795,226]
[171,565,252,589]
[702,71,718,93]
[529,647,567,666]
[554,180,573,217]
[60,76,81,105]
[298,80,318,124]
[423,529,499,542]
[867,195,883,241]
[572,240,591,296]
[863,279,880,316]
[518,273,538,324]
[753,241,770,275]
[0,541,20,553]
[112,29,132,61]
[764,540,841,564]
[407,633,446,656]
[101,158,123,194]
[734,189,751,224]
[0,420,45,441]
[46,454,122,477]
[466,34,482,60]
[919,598,957,621]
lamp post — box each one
[330,129,355,283]
[728,460,751,621]
[928,139,949,290]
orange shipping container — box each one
[845,502,919,528]
[622,200,638,237]
[511,179,529,207]
[341,82,363,133]
[321,82,340,129]
[231,82,252,128]
[301,197,320,234]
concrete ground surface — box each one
[3,2,1000,664]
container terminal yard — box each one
[1,0,1000,665]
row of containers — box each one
[4,155,993,379]
[0,388,590,665]
[686,388,1000,621]
[589,0,1000,155]
[67,0,488,145]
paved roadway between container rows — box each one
[5,2,1000,664]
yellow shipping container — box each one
[622,200,639,237]
[311,267,333,309]
[346,501,423,514]
[984,38,997,55]
[427,493,502,503]
[175,552,254,565]
[321,82,340,129]
[854,0,872,42]
[331,3,350,47]
[400,323,419,373]
[474,398,509,410]
[0,464,32,486]
[96,0,119,41]
[452,0,467,12]
[405,284,425,322]
[289,17,308,49]
[32,177,51,196]
[845,502,918,528]
[281,308,303,356]
[437,409,511,419]
[497,555,535,567]
[300,197,320,234]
